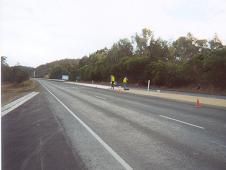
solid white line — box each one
[160,115,205,129]
[1,92,39,117]
[40,82,133,170]
[95,95,106,100]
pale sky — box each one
[0,0,226,67]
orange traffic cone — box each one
[195,98,201,108]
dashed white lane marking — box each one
[160,115,205,129]
[1,92,39,117]
[40,82,133,170]
[95,95,106,100]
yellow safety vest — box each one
[123,77,128,83]
[111,75,115,81]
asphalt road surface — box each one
[2,79,226,170]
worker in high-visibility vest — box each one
[110,75,115,90]
[123,76,128,90]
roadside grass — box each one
[1,79,39,106]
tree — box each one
[173,33,198,61]
[107,39,133,64]
[203,47,226,88]
[1,56,8,66]
[209,33,223,50]
[10,66,29,83]
[1,56,11,82]
[124,56,148,83]
[133,28,154,56]
[148,38,170,61]
[49,66,68,79]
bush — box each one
[203,49,226,88]
[124,56,148,82]
[10,66,29,83]
[146,61,187,87]
[49,66,68,79]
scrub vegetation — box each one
[1,56,33,83]
[1,80,39,105]
[1,57,37,105]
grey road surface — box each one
[2,79,226,170]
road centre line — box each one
[40,81,133,170]
[160,115,205,129]
[95,95,106,100]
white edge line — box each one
[95,95,106,100]
[160,115,205,129]
[2,92,35,111]
[40,82,133,170]
[1,92,39,117]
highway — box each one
[2,79,226,170]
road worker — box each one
[123,76,129,90]
[110,75,115,90]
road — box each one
[2,79,226,170]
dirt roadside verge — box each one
[123,89,226,108]
[1,79,40,106]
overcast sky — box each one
[0,0,226,67]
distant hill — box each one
[35,59,79,79]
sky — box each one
[0,0,226,67]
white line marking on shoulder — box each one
[95,95,106,100]
[1,91,39,117]
[160,115,205,129]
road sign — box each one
[62,75,69,80]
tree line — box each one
[1,56,33,83]
[36,28,226,89]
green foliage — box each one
[107,39,133,64]
[35,29,226,89]
[209,34,223,50]
[1,56,7,66]
[35,59,79,79]
[172,33,198,61]
[10,66,29,83]
[1,56,10,82]
[1,56,30,83]
[124,56,148,82]
[133,28,154,56]
[49,66,68,79]
[203,48,226,88]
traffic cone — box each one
[195,98,201,108]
